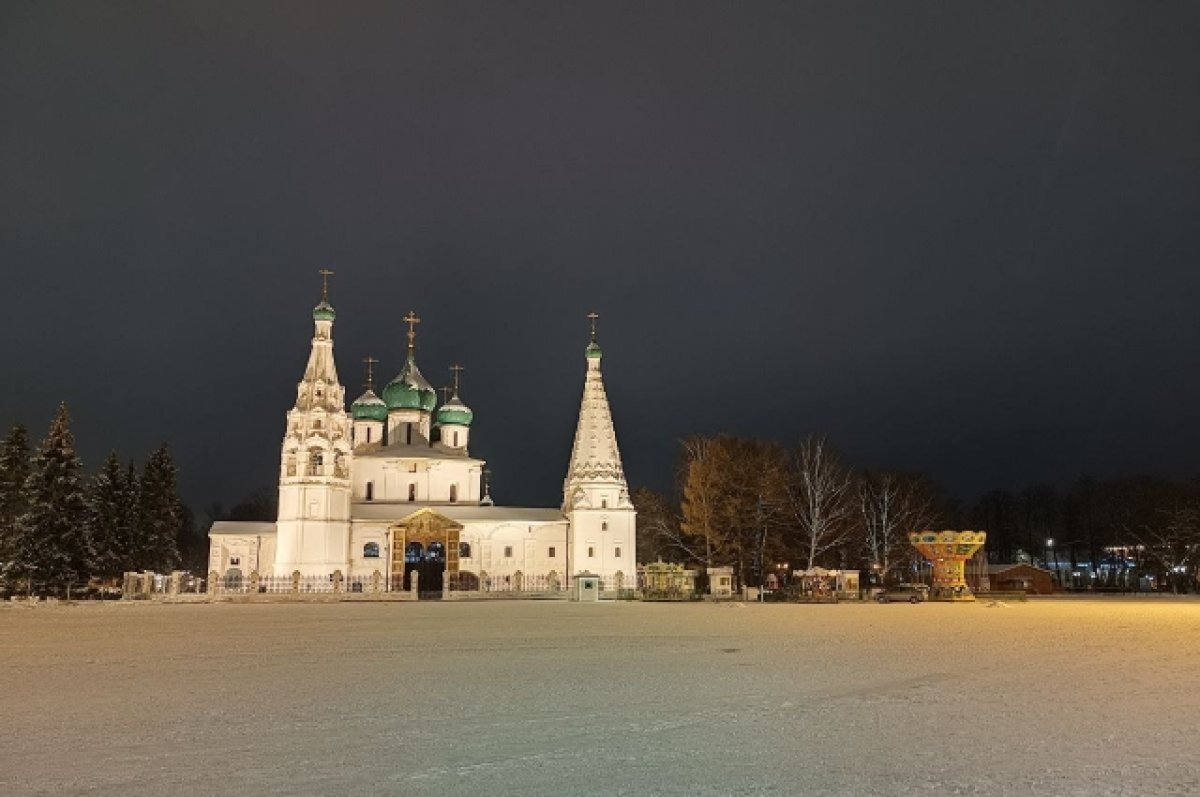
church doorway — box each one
[390,509,463,599]
[402,542,445,596]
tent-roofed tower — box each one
[563,313,636,589]
[275,270,353,576]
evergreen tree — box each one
[0,423,33,573]
[134,444,181,572]
[12,404,88,592]
[124,461,140,571]
[85,452,134,579]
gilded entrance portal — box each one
[390,509,462,592]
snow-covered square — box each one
[3,598,1198,796]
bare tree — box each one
[785,436,857,570]
[679,436,788,585]
[632,487,704,565]
[1133,506,1200,593]
[679,436,725,569]
[859,470,942,583]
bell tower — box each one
[563,313,636,589]
[274,270,353,576]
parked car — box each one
[876,585,926,604]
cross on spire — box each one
[587,312,599,342]
[363,356,378,391]
[403,311,421,354]
[319,268,334,302]
[450,363,464,395]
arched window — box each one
[602,521,608,531]
[408,483,416,502]
[406,424,413,444]
[601,498,608,509]
[363,542,380,558]
[453,431,460,447]
[309,451,323,475]
[449,484,458,503]
[365,481,374,501]
[458,541,472,559]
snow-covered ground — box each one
[2,597,1198,796]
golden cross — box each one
[403,310,421,352]
[450,363,464,394]
[587,312,599,342]
[363,356,378,391]
[319,268,334,301]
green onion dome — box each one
[313,301,336,321]
[436,395,474,427]
[585,341,602,359]
[350,389,388,422]
[382,356,437,412]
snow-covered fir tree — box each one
[0,424,33,579]
[133,445,181,572]
[0,423,33,570]
[85,452,135,579]
[12,404,88,590]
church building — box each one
[207,278,637,594]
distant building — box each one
[208,282,636,593]
[987,563,1057,594]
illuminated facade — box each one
[208,278,636,593]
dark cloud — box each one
[2,2,1198,507]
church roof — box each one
[208,507,566,537]
[351,504,566,523]
[293,295,345,414]
[562,335,628,509]
[209,521,277,537]
[351,388,388,421]
[354,440,479,460]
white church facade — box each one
[208,281,637,595]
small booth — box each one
[791,568,861,602]
[572,572,601,602]
[707,566,735,598]
[639,562,696,600]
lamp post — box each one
[1046,538,1057,587]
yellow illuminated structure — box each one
[909,530,987,601]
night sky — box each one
[3,3,1199,510]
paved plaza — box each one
[2,597,1198,796]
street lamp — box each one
[1046,538,1058,586]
